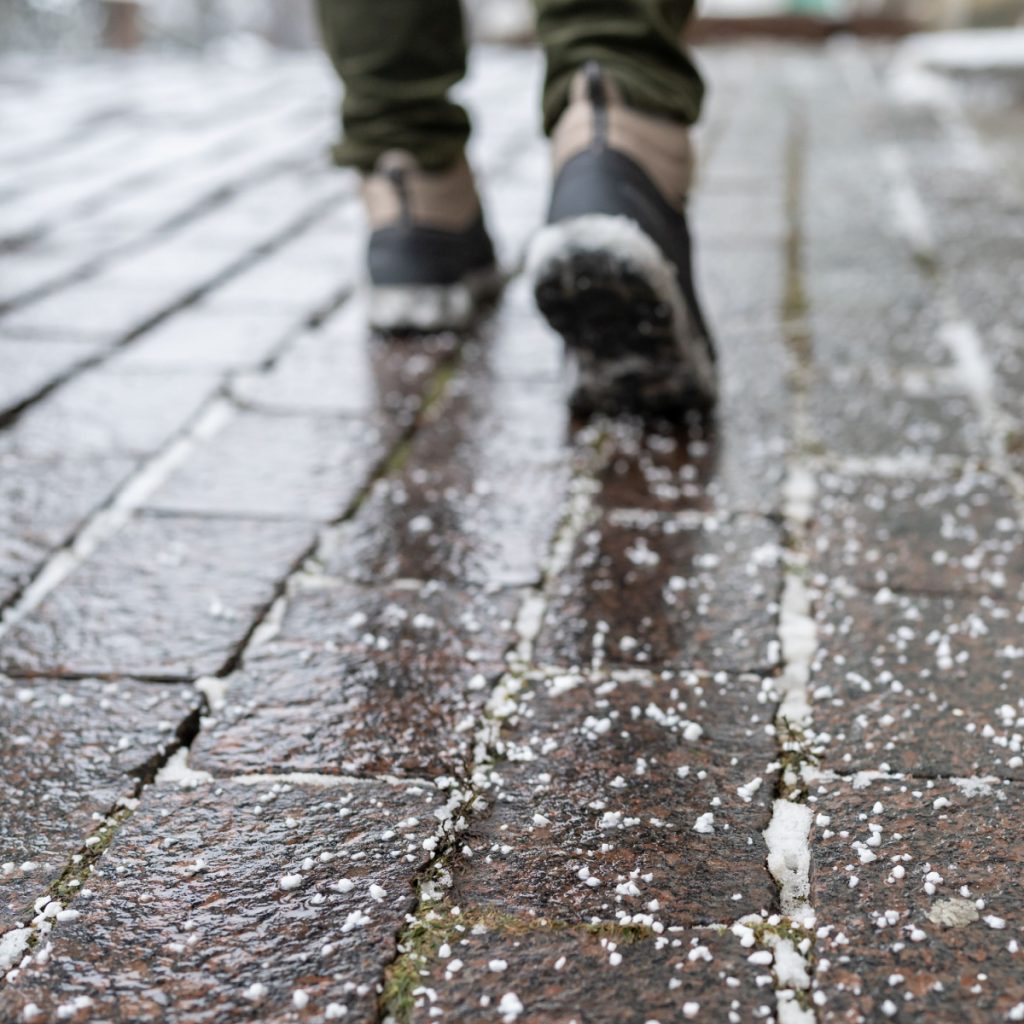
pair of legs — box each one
[315,0,704,173]
[315,0,716,416]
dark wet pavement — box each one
[1,41,1023,1024]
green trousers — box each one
[316,0,702,172]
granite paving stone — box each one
[809,775,1024,1023]
[191,579,520,779]
[0,778,448,1024]
[452,667,779,925]
[230,302,455,421]
[0,338,102,417]
[110,304,303,370]
[5,366,221,459]
[1,514,314,678]
[145,411,389,522]
[810,468,1024,599]
[0,676,201,929]
[536,511,783,674]
[321,373,571,589]
[405,922,777,1024]
[807,373,986,460]
[0,451,136,609]
[812,587,1024,780]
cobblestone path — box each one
[1,41,1023,1024]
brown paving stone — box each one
[0,777,447,1024]
[6,366,221,459]
[191,580,520,779]
[321,374,571,589]
[1,514,314,678]
[811,469,1024,599]
[452,668,779,925]
[809,775,1024,1023]
[0,676,200,929]
[807,373,985,460]
[536,511,783,674]
[0,338,102,417]
[406,922,775,1024]
[145,411,389,522]
[812,588,1024,780]
[231,302,455,421]
[0,451,136,609]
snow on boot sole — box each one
[528,213,717,416]
[368,264,502,333]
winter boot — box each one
[528,62,716,416]
[362,151,499,331]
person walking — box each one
[316,0,715,415]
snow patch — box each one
[763,800,813,924]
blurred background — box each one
[1,0,1022,54]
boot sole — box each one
[528,214,717,417]
[369,264,502,333]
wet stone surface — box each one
[812,587,1024,780]
[0,451,136,609]
[806,374,986,460]
[809,775,1024,1023]
[452,668,779,925]
[192,580,520,779]
[1,514,314,678]
[1,778,448,1024]
[5,367,221,459]
[145,411,389,522]
[536,511,783,674]
[230,302,456,422]
[406,922,776,1024]
[810,469,1024,599]
[0,676,200,929]
[0,338,100,417]
[321,374,571,589]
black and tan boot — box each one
[528,62,716,416]
[362,151,499,331]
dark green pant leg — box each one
[315,0,470,171]
[533,0,703,133]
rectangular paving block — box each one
[0,337,102,417]
[536,511,783,674]
[812,587,1024,780]
[0,777,448,1024]
[0,676,201,929]
[1,513,314,678]
[807,373,986,460]
[809,774,1024,1022]
[451,667,779,926]
[110,304,302,370]
[0,280,181,341]
[594,327,789,518]
[810,469,1024,599]
[191,579,520,780]
[230,302,455,420]
[321,373,571,589]
[6,366,221,459]
[0,452,136,609]
[404,921,776,1024]
[145,411,389,522]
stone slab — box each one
[0,777,447,1023]
[1,514,314,678]
[536,511,783,674]
[146,411,389,522]
[0,676,200,929]
[809,774,1024,1022]
[192,580,520,780]
[812,587,1024,780]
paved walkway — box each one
[1,41,1023,1024]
